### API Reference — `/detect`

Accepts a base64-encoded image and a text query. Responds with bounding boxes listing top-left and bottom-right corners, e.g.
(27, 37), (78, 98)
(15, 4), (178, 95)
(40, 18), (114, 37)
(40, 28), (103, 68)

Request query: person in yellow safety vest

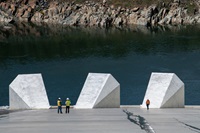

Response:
(65, 98), (71, 113)
(146, 99), (150, 110)
(57, 97), (62, 114)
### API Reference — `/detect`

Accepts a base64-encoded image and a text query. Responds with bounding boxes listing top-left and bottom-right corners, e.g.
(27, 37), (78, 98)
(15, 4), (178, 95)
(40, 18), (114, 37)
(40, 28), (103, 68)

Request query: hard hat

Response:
(58, 97), (61, 100)
(66, 98), (69, 100)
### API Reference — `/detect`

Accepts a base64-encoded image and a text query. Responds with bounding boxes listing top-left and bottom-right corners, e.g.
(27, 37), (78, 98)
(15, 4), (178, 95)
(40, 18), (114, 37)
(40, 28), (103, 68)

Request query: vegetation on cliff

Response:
(0, 0), (200, 26)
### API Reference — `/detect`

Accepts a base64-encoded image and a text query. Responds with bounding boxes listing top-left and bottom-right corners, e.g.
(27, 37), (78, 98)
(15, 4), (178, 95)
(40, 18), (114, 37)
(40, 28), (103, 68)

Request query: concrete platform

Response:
(0, 106), (200, 133)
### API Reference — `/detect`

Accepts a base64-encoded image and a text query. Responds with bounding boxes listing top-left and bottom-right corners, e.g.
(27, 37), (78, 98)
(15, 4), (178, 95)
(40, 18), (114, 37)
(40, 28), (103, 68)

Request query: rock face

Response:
(75, 73), (120, 109)
(9, 73), (50, 110)
(1, 0), (200, 27)
(141, 72), (184, 108)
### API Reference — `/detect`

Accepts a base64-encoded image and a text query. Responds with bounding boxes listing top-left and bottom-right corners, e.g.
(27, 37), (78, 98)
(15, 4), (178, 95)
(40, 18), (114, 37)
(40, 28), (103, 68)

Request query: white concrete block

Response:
(141, 72), (184, 108)
(75, 73), (120, 109)
(9, 74), (50, 109)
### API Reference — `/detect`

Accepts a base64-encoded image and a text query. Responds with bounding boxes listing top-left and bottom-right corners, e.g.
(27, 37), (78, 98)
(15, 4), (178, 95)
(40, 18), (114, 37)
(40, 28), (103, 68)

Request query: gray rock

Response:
(173, 0), (180, 4)
(89, 15), (98, 26)
(132, 7), (139, 12)
(128, 12), (138, 25)
(137, 17), (148, 26)
(16, 8), (25, 18)
(23, 10), (31, 18)
(114, 16), (123, 26)
(31, 11), (43, 22)
(103, 0), (106, 5)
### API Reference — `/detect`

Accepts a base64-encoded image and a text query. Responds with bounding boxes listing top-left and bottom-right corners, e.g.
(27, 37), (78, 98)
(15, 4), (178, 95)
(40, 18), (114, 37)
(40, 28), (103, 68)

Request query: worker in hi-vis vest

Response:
(65, 98), (71, 113)
(57, 97), (62, 114)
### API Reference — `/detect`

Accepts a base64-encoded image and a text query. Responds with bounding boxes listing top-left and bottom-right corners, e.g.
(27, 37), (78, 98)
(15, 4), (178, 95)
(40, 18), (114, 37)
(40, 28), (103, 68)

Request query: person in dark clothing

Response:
(65, 98), (71, 113)
(146, 99), (150, 110)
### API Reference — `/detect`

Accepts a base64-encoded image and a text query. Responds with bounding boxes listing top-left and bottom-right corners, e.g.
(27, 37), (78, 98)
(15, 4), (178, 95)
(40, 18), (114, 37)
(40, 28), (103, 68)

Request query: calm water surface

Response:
(0, 23), (200, 106)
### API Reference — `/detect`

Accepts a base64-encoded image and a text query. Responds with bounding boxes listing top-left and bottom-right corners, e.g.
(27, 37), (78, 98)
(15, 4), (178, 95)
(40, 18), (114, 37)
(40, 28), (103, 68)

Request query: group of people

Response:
(57, 97), (71, 114)
(57, 98), (150, 113)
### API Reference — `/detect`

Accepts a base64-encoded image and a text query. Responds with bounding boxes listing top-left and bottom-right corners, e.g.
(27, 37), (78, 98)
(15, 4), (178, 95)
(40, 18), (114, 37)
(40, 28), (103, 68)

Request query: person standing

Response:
(57, 97), (62, 114)
(146, 99), (150, 110)
(65, 98), (71, 113)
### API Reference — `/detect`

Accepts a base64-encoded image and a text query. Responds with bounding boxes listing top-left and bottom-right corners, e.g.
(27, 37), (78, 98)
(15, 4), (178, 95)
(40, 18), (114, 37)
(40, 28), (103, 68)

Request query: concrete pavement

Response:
(0, 106), (200, 133)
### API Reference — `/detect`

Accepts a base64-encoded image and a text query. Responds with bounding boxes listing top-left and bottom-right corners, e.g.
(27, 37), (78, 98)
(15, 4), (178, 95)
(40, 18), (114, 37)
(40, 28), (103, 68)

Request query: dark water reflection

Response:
(1, 23), (200, 106)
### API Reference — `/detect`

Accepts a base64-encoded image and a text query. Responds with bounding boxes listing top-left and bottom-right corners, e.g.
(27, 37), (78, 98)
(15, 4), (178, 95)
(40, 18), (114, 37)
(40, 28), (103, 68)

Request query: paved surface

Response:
(0, 106), (200, 133)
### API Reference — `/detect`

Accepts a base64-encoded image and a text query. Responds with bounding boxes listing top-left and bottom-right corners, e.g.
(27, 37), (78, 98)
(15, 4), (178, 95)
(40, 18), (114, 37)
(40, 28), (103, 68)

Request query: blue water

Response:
(0, 24), (200, 106)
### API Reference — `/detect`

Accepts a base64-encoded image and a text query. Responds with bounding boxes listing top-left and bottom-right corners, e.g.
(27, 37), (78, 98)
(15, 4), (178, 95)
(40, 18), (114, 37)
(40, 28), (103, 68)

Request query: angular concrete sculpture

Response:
(141, 72), (184, 108)
(9, 74), (50, 110)
(75, 73), (120, 109)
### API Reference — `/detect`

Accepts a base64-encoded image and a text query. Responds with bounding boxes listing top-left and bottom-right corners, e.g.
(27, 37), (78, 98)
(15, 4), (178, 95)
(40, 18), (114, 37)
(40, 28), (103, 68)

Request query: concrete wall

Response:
(9, 73), (50, 110)
(75, 73), (120, 109)
(141, 72), (184, 108)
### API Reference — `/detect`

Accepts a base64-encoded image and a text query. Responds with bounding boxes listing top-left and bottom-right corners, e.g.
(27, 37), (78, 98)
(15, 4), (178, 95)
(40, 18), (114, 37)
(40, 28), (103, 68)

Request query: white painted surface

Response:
(9, 74), (50, 109)
(141, 72), (184, 108)
(75, 73), (120, 109)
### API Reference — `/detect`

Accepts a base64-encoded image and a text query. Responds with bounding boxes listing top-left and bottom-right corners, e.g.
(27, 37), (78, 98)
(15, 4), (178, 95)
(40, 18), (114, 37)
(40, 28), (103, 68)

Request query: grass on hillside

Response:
(3, 0), (198, 13)
(53, 0), (197, 9)
(66, 0), (173, 8)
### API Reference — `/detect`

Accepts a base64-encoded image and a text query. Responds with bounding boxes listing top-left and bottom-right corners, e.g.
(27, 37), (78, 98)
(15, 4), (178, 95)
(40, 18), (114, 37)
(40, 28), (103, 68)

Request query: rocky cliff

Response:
(0, 0), (200, 27)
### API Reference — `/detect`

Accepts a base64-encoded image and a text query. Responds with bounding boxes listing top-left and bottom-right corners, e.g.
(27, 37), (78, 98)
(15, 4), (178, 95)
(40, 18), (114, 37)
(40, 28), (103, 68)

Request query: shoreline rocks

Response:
(0, 0), (200, 27)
